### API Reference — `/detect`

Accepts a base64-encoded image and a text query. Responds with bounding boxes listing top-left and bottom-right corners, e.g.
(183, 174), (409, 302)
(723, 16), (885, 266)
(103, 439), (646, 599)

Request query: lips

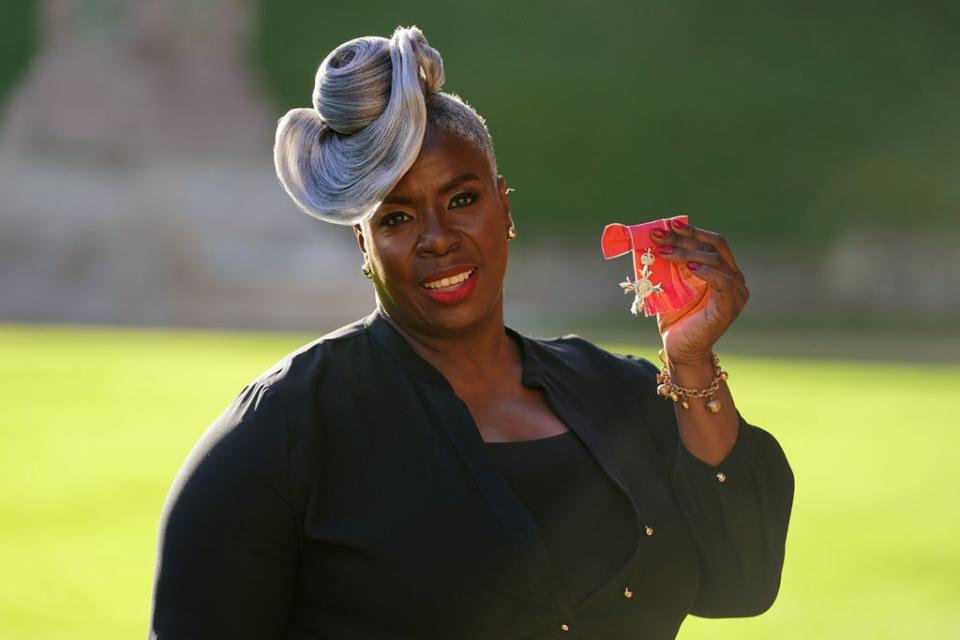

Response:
(419, 266), (478, 304)
(420, 264), (476, 287)
(422, 268), (475, 290)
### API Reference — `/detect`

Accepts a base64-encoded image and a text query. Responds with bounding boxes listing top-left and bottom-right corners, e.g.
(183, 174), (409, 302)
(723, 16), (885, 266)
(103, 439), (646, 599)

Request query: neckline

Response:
(363, 307), (547, 391)
(482, 429), (575, 446)
(362, 306), (645, 611)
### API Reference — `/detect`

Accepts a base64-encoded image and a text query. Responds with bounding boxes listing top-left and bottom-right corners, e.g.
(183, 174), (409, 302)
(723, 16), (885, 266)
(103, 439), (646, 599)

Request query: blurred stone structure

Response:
(0, 0), (368, 331)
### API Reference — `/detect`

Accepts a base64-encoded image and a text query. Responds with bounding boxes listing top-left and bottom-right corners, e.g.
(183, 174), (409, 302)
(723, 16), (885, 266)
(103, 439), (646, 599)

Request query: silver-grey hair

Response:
(273, 25), (497, 226)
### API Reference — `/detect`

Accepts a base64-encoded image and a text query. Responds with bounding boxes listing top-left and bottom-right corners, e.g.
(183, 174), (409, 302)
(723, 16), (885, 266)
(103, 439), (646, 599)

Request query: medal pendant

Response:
(618, 248), (664, 316)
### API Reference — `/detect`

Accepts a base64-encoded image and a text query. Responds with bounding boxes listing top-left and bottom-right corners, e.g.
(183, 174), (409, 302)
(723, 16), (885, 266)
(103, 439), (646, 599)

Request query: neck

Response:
(378, 302), (518, 393)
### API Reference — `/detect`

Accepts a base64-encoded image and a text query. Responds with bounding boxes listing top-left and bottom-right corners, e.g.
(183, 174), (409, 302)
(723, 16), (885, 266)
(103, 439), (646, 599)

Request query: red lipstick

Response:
(420, 267), (478, 305)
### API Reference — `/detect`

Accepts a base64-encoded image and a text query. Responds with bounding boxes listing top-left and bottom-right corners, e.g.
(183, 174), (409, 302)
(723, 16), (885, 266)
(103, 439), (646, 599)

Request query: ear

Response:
(353, 223), (368, 256)
(496, 175), (513, 227)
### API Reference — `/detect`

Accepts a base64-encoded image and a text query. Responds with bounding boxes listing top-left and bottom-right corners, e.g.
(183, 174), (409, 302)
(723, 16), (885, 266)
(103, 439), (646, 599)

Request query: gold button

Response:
(644, 525), (654, 536)
(624, 586), (633, 598)
(716, 472), (727, 483)
(560, 623), (571, 632)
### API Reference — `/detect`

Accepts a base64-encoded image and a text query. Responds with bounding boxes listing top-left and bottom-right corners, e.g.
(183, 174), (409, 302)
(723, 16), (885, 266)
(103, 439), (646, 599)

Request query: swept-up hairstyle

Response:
(273, 26), (497, 225)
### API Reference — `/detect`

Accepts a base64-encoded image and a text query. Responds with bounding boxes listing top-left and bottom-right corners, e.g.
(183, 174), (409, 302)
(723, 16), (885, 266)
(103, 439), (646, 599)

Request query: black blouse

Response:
(149, 308), (795, 640)
(484, 431), (638, 609)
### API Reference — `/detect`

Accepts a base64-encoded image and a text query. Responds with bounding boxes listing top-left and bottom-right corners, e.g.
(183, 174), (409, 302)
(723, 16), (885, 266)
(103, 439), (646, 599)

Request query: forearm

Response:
(662, 360), (795, 616)
(667, 355), (738, 466)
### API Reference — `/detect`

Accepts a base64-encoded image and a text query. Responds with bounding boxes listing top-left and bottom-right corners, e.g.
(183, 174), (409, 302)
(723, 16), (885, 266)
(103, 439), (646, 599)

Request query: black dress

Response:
(484, 430), (639, 609)
(149, 308), (795, 639)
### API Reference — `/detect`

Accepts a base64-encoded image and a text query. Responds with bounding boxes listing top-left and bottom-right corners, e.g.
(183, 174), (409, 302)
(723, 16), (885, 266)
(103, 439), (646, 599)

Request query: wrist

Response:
(667, 358), (715, 387)
(656, 350), (728, 414)
(659, 348), (713, 380)
(660, 345), (712, 363)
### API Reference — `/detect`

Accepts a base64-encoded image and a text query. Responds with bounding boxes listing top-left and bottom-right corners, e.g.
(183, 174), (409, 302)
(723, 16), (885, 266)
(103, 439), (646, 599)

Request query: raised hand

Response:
(649, 219), (750, 365)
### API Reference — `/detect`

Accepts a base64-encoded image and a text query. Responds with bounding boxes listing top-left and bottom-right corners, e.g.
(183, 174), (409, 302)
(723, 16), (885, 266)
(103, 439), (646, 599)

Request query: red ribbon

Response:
(600, 215), (696, 317)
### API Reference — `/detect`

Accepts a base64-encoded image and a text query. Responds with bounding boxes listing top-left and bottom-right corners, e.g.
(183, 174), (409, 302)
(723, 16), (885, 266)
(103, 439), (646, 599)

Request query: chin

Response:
(423, 309), (488, 336)
(388, 289), (503, 338)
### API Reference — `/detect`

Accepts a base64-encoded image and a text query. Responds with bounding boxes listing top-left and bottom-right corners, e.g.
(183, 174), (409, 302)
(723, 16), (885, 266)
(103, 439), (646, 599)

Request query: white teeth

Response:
(423, 269), (474, 290)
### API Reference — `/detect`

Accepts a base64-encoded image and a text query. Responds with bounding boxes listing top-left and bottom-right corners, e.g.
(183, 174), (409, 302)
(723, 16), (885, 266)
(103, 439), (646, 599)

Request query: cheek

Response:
(479, 228), (509, 274)
(474, 208), (508, 247)
(369, 235), (409, 273)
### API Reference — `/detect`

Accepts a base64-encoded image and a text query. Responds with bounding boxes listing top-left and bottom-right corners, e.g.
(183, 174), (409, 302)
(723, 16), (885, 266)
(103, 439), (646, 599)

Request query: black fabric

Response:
(149, 308), (795, 640)
(484, 430), (638, 609)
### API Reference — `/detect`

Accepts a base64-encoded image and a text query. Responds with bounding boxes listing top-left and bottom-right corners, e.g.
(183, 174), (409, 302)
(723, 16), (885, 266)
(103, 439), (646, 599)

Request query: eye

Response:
(449, 192), (478, 209)
(379, 211), (412, 227)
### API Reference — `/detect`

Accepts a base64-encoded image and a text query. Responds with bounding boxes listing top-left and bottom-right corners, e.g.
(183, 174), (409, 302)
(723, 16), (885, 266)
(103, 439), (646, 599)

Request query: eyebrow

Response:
(382, 173), (481, 206)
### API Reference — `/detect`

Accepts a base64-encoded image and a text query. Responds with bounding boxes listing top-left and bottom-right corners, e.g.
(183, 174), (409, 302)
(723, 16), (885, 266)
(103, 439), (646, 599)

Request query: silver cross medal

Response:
(619, 247), (663, 316)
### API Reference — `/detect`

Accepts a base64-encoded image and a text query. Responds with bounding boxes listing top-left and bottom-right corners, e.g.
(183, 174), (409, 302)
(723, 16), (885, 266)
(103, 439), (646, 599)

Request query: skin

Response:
(355, 125), (568, 443)
(649, 223), (750, 464)
(356, 124), (748, 463)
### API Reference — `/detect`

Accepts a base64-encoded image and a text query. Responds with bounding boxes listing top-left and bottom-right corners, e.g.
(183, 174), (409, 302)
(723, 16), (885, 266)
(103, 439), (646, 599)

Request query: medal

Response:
(601, 215), (698, 317)
(618, 248), (664, 316)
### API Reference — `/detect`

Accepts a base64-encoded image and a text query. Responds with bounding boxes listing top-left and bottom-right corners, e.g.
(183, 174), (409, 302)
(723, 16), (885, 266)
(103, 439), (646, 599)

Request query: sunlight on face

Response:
(356, 126), (512, 338)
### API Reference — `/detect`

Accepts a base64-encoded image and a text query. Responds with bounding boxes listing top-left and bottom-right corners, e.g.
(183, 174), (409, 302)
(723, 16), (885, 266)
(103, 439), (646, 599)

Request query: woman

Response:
(149, 26), (794, 640)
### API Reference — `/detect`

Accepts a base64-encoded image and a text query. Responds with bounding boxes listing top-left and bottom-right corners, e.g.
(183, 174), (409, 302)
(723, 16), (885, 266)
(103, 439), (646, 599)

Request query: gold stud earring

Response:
(361, 261), (372, 279)
(507, 225), (517, 241)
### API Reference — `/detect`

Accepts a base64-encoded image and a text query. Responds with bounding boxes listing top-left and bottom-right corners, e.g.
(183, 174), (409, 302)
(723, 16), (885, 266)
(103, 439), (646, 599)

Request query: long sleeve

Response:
(149, 383), (299, 639)
(670, 409), (794, 616)
(626, 354), (795, 617)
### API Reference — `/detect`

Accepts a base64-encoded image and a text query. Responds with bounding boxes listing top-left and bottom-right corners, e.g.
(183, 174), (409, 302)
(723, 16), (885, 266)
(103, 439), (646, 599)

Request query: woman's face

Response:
(355, 125), (512, 338)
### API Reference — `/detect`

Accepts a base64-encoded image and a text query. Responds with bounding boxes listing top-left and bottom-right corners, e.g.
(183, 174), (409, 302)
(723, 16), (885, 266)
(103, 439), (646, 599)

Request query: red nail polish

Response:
(657, 245), (673, 255)
(651, 229), (666, 239)
(671, 219), (686, 230)
(687, 261), (700, 270)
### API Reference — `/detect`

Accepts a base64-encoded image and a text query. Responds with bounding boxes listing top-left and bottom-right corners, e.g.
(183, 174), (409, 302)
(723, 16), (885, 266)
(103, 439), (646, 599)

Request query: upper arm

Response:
(149, 385), (299, 639)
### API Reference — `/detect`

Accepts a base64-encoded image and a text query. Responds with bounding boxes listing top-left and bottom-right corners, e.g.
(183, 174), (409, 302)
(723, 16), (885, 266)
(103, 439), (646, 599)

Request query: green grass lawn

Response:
(1, 323), (957, 639)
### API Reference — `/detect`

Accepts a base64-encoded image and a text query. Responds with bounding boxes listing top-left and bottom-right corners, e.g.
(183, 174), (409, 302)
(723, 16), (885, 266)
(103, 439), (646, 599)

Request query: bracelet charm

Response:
(656, 350), (728, 413)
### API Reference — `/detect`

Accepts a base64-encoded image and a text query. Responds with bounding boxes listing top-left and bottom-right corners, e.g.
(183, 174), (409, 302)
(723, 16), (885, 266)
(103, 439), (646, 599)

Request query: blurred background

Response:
(1, 1), (957, 638)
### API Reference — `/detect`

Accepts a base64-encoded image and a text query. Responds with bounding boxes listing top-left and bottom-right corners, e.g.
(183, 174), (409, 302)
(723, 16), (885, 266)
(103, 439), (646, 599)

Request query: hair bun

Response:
(313, 26), (443, 135)
(404, 27), (444, 94)
(313, 37), (391, 135)
(274, 26), (449, 225)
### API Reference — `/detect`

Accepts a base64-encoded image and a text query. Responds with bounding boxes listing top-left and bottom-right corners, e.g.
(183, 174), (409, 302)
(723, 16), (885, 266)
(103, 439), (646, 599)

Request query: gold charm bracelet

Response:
(655, 349), (728, 413)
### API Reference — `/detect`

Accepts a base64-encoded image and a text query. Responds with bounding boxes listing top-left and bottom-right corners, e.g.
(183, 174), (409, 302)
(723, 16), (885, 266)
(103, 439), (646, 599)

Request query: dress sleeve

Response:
(149, 384), (299, 639)
(623, 354), (795, 617)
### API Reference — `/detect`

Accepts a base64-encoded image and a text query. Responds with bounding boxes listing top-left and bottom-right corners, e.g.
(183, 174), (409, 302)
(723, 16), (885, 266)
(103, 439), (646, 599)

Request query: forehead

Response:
(389, 126), (491, 195)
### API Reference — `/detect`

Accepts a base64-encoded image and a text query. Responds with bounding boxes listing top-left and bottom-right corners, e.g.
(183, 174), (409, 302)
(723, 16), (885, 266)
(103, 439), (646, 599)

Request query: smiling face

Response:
(355, 125), (513, 339)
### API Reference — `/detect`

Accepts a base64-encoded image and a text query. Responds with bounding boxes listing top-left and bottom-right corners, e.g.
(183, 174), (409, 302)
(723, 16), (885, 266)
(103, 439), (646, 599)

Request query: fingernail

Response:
(657, 245), (673, 255)
(671, 219), (686, 230)
(651, 229), (666, 239)
(687, 261), (700, 270)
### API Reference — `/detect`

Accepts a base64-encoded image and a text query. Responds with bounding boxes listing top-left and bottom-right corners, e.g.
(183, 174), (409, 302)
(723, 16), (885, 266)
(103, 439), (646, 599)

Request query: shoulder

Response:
(512, 334), (660, 396)
(242, 314), (376, 404)
(251, 316), (371, 385)
(201, 315), (377, 446)
(180, 315), (379, 474)
(525, 332), (658, 375)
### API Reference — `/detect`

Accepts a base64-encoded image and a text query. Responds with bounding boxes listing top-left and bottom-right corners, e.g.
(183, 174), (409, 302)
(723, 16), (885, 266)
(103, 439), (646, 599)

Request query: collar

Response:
(362, 305), (640, 613)
(362, 306), (563, 610)
(363, 306), (547, 390)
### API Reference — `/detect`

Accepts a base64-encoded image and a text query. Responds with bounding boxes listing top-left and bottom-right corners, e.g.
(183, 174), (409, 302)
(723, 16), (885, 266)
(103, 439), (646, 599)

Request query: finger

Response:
(684, 262), (748, 319)
(651, 227), (735, 275)
(654, 245), (727, 271)
(656, 282), (709, 332)
(650, 228), (713, 253)
(668, 220), (743, 275)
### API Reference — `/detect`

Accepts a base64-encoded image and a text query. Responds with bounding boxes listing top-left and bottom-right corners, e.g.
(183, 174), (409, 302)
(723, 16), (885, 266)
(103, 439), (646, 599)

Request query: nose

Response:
(416, 208), (461, 256)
